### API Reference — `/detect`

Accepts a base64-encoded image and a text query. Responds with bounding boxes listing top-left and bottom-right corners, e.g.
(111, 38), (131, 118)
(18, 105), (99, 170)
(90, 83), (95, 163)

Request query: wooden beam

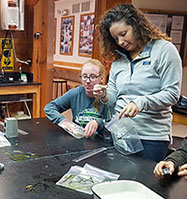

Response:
(25, 0), (40, 6)
(32, 0), (54, 117)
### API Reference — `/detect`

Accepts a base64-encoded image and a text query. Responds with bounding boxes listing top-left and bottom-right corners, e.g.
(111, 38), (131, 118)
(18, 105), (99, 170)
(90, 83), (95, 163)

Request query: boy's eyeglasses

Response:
(80, 74), (100, 82)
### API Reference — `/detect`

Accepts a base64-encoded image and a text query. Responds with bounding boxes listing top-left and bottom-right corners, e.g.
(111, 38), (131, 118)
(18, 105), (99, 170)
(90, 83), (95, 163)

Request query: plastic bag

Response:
(58, 121), (85, 139)
(106, 115), (144, 155)
(56, 163), (120, 195)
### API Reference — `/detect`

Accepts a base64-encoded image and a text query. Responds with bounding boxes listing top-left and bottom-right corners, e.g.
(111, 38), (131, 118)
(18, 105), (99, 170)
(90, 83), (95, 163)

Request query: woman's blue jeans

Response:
(136, 140), (170, 162)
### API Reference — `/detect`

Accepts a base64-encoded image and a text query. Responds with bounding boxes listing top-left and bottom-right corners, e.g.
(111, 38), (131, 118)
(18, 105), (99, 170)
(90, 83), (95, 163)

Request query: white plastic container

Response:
(4, 117), (18, 138)
(92, 180), (164, 199)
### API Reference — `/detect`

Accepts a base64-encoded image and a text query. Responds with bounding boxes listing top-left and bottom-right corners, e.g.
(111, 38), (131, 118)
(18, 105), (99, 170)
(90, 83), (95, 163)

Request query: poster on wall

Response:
(146, 13), (168, 33)
(60, 16), (74, 55)
(79, 13), (95, 57)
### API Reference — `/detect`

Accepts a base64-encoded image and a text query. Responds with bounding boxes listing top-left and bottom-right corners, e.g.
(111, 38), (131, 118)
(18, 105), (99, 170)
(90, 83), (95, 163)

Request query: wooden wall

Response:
(32, 0), (54, 117)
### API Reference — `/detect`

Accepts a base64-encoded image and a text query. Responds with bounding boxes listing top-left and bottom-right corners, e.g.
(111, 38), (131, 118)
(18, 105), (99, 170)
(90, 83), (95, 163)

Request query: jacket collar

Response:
(115, 40), (155, 61)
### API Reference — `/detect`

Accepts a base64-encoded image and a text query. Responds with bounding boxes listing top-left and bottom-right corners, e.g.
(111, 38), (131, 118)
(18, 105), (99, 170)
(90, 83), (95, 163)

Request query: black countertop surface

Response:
(0, 72), (41, 87)
(0, 118), (186, 199)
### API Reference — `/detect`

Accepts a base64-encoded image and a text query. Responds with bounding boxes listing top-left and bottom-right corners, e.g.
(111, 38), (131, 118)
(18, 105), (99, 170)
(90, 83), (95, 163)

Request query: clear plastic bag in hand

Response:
(58, 121), (85, 139)
(106, 115), (144, 155)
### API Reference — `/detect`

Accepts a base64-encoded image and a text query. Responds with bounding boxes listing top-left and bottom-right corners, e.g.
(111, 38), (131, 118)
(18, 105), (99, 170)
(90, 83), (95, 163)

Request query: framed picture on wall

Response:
(79, 13), (95, 57)
(60, 16), (75, 55)
(141, 8), (187, 65)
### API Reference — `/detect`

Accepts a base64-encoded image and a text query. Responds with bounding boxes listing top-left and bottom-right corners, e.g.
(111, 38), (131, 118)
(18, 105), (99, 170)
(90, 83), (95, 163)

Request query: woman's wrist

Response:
(100, 91), (108, 103)
(101, 90), (107, 99)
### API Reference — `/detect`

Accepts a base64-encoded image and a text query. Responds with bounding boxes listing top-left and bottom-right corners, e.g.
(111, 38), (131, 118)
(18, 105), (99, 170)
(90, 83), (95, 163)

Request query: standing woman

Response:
(94, 4), (182, 162)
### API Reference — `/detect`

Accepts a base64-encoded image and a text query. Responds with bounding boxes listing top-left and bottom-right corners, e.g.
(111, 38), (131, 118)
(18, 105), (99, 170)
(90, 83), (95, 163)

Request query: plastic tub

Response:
(92, 180), (164, 199)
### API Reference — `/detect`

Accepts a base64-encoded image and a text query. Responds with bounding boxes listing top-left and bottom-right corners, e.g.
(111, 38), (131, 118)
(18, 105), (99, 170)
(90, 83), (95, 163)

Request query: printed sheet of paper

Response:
(7, 7), (19, 26)
(146, 13), (167, 33)
(0, 132), (11, 147)
(171, 16), (184, 30)
(171, 30), (182, 44)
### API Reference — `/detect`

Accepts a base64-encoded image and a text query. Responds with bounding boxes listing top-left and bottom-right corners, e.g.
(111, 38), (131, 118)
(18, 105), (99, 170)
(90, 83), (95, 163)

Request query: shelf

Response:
(0, 98), (33, 104)
(11, 113), (31, 120)
(0, 99), (32, 120)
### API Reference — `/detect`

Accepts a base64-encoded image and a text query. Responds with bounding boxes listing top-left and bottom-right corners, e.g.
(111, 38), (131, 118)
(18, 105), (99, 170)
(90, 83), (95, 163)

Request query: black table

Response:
(0, 118), (186, 199)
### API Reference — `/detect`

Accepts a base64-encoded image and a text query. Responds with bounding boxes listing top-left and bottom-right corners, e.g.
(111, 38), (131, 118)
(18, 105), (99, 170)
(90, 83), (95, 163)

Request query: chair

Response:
(53, 79), (68, 99)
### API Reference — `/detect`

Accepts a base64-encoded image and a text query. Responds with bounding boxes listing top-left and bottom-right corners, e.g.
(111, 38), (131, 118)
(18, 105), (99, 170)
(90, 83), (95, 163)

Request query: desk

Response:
(0, 82), (41, 118)
(0, 118), (186, 199)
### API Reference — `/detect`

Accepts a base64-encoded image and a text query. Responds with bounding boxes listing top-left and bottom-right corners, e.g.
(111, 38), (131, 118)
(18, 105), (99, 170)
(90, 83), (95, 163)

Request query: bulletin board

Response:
(60, 16), (75, 56)
(141, 9), (187, 66)
(78, 13), (95, 57)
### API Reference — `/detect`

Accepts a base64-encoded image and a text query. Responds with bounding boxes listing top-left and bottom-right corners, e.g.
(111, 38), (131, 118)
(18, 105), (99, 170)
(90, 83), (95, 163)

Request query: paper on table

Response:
(0, 132), (11, 147)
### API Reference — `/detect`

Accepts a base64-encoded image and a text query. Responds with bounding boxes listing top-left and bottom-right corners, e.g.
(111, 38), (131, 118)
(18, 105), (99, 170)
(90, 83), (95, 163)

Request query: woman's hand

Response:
(84, 120), (98, 138)
(93, 84), (107, 100)
(153, 161), (175, 179)
(178, 164), (187, 180)
(119, 102), (139, 119)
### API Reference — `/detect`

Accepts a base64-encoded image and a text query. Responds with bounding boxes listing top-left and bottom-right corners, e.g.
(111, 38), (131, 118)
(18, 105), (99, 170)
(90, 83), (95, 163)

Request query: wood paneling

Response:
(25, 0), (39, 6)
(53, 61), (82, 70)
(32, 0), (54, 117)
(52, 66), (81, 83)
